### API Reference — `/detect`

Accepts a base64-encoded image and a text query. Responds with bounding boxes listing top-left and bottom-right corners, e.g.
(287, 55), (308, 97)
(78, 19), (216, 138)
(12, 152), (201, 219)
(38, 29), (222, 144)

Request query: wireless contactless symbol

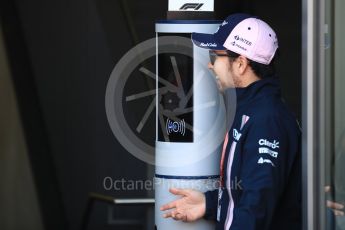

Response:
(166, 118), (186, 136)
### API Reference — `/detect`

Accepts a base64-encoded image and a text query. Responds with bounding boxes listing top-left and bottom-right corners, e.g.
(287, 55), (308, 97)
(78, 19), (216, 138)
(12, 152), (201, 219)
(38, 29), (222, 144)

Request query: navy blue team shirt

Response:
(203, 77), (302, 230)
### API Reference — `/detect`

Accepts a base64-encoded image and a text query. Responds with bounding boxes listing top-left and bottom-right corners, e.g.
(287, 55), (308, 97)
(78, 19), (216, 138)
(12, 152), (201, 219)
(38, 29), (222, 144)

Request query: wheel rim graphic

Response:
(105, 36), (236, 166)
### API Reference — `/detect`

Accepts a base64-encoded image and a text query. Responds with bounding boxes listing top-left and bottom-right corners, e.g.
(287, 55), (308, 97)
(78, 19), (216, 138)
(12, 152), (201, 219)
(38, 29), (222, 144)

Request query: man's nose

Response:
(208, 62), (213, 69)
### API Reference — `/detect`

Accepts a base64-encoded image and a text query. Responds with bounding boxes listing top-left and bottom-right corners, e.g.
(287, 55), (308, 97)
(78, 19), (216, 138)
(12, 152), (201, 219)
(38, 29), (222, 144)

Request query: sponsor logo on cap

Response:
(231, 42), (247, 51)
(200, 42), (217, 47)
(234, 35), (252, 46)
(215, 20), (228, 33)
(221, 21), (228, 26)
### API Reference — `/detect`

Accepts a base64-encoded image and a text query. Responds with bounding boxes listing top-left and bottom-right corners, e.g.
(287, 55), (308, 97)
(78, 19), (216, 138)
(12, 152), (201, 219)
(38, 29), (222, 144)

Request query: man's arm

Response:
(203, 189), (219, 220)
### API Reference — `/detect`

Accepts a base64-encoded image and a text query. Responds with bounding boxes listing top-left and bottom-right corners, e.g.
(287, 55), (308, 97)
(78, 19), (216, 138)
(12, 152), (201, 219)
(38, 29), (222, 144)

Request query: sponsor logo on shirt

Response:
(258, 139), (280, 149)
(258, 147), (278, 158)
(258, 157), (275, 167)
(233, 129), (242, 141)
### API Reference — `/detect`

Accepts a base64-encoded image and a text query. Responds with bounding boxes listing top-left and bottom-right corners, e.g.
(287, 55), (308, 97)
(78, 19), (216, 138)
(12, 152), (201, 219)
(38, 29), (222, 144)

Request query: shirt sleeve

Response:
(203, 189), (218, 220)
(229, 116), (298, 230)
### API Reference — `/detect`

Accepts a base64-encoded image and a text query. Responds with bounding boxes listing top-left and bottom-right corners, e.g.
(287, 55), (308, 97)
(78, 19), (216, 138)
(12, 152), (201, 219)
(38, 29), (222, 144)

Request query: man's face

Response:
(208, 50), (236, 92)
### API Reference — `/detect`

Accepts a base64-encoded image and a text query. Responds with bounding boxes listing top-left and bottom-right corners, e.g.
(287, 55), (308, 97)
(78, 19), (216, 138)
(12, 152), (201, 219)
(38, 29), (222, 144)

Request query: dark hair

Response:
(226, 50), (280, 79)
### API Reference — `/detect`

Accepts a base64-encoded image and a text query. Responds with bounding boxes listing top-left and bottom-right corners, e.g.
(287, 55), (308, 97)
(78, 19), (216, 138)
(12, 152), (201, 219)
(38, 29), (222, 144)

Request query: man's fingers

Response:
(160, 188), (191, 215)
(160, 188), (189, 211)
(169, 187), (190, 196)
(180, 213), (188, 222)
(160, 201), (177, 211)
(327, 200), (344, 210)
(173, 213), (186, 221)
(325, 186), (331, 193)
(163, 210), (186, 221)
(333, 210), (345, 216)
(162, 210), (178, 219)
(163, 211), (173, 218)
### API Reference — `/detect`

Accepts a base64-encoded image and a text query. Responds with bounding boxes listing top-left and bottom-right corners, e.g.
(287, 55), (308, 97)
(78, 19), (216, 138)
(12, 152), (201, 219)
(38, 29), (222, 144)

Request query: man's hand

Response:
(325, 186), (345, 216)
(160, 188), (206, 222)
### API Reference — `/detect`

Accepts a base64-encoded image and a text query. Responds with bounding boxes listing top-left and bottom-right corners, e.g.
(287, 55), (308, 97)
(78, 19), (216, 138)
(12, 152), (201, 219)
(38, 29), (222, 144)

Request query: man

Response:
(160, 13), (302, 230)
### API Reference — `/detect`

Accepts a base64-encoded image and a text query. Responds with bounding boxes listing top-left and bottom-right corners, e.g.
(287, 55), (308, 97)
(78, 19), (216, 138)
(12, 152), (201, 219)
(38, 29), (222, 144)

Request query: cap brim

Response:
(191, 33), (226, 50)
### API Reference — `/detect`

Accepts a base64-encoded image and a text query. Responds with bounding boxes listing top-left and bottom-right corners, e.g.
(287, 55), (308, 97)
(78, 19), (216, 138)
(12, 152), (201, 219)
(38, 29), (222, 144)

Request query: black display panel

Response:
(157, 33), (193, 142)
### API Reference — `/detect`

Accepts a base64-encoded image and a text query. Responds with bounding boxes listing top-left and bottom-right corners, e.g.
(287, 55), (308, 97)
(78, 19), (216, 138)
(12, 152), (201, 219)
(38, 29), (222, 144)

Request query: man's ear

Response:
(236, 56), (249, 75)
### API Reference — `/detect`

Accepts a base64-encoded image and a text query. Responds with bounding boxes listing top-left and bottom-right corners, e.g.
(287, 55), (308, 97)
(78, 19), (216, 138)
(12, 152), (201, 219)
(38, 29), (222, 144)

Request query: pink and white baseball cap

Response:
(192, 13), (279, 65)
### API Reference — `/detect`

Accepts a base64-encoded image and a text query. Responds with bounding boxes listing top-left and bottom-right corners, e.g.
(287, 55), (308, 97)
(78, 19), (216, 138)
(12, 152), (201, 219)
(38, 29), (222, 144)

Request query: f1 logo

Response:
(179, 3), (204, 10)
